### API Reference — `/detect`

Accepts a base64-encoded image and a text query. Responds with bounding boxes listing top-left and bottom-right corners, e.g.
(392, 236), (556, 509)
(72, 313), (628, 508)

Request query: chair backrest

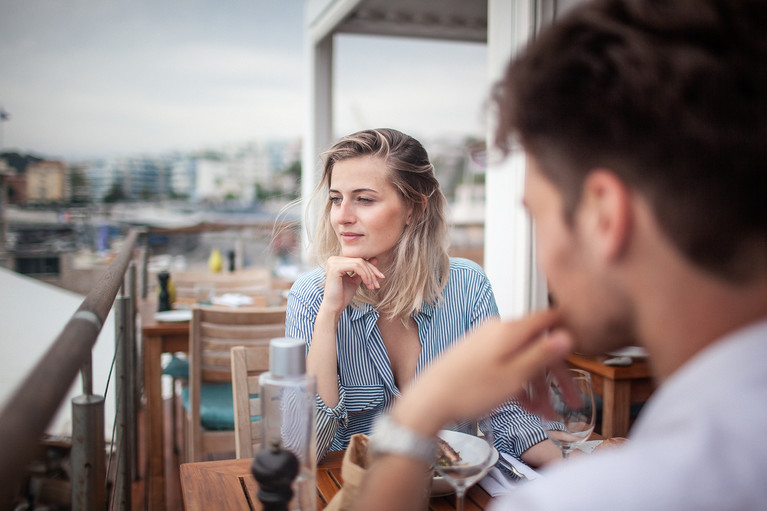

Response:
(172, 267), (272, 300)
(230, 345), (271, 458)
(187, 305), (286, 461)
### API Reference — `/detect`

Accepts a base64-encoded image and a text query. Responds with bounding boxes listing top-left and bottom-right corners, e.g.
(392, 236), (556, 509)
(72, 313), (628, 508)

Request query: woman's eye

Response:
(356, 197), (373, 203)
(329, 196), (341, 205)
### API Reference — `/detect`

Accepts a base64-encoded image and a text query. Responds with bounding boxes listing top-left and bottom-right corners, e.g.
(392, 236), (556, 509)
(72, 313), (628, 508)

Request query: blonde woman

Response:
(285, 128), (560, 466)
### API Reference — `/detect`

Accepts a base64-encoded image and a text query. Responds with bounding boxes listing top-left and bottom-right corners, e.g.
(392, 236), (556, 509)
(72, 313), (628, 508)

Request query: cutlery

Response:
(496, 456), (527, 481)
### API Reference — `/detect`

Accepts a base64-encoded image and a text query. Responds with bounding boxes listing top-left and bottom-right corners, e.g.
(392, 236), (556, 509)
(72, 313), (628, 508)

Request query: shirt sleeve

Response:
(313, 379), (349, 462)
(470, 271), (500, 327)
(458, 266), (545, 460)
(490, 400), (549, 461)
(286, 277), (349, 462)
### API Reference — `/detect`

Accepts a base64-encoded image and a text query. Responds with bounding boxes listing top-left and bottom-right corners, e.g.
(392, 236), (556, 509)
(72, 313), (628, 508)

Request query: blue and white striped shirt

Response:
(286, 258), (548, 462)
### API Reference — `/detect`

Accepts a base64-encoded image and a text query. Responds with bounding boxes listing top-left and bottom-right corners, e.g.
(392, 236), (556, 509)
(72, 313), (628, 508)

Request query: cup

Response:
(194, 283), (215, 305)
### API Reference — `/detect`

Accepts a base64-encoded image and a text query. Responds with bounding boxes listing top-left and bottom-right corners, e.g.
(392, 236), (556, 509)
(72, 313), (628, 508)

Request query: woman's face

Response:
(329, 155), (412, 268)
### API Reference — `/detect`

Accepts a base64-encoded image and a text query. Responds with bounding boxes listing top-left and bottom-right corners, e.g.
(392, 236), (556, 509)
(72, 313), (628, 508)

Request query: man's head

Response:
(494, 0), (766, 283)
(495, 0), (766, 354)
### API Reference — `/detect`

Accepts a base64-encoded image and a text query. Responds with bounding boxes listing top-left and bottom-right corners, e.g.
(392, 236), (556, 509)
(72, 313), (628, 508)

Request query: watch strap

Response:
(369, 414), (438, 465)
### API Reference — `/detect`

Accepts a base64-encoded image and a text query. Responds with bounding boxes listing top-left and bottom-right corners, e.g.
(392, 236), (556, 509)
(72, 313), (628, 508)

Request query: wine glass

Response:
(543, 368), (596, 459)
(435, 417), (499, 511)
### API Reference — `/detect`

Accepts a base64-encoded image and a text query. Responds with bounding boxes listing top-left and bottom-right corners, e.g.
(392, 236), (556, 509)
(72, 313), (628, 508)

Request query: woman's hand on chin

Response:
(323, 256), (385, 311)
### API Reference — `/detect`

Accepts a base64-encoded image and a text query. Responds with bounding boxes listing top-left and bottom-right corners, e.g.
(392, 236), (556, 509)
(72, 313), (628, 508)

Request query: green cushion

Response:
(181, 382), (234, 431)
(162, 356), (189, 378)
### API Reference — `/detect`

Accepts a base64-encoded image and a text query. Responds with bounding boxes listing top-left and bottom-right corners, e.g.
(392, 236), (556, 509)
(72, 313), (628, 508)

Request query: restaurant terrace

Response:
(0, 1), (639, 510)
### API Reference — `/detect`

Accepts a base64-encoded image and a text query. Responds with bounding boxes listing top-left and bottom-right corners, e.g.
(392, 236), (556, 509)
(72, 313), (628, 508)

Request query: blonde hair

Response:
(307, 128), (450, 321)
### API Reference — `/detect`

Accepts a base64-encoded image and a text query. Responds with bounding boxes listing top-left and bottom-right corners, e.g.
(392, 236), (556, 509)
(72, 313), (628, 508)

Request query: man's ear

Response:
(578, 170), (632, 262)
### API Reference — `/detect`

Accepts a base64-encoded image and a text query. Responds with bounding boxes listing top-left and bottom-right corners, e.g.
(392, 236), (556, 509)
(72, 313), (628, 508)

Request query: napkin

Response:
(479, 453), (539, 496)
(211, 293), (254, 307)
(478, 440), (604, 497)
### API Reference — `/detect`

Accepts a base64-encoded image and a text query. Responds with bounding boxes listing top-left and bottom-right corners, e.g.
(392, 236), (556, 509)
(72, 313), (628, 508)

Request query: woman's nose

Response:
(334, 201), (355, 224)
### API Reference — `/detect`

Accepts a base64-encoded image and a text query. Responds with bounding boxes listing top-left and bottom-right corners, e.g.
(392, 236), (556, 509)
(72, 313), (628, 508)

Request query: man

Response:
(356, 0), (767, 509)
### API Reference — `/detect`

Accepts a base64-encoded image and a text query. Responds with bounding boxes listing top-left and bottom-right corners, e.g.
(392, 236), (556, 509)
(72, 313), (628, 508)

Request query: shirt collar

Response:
(346, 301), (435, 322)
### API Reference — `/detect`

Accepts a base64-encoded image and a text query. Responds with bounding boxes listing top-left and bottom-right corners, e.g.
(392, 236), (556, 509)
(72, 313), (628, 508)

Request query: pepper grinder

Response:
(251, 440), (299, 511)
(259, 338), (317, 511)
(157, 271), (171, 312)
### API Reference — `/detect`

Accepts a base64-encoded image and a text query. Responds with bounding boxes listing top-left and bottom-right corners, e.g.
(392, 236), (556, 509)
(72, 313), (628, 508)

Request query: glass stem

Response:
(456, 488), (466, 511)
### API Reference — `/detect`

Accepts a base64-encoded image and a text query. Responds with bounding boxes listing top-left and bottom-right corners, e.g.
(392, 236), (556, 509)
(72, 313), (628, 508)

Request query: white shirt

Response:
(491, 318), (767, 511)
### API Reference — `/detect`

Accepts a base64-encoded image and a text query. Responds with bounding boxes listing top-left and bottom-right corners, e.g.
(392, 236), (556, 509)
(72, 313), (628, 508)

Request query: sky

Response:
(0, 0), (489, 161)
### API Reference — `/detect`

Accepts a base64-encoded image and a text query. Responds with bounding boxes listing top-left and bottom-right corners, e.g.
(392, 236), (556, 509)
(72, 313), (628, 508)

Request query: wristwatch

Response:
(369, 414), (438, 464)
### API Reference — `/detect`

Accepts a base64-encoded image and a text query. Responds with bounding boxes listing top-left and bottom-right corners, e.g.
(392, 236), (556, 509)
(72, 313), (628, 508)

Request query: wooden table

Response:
(180, 450), (492, 511)
(139, 300), (191, 511)
(567, 353), (656, 437)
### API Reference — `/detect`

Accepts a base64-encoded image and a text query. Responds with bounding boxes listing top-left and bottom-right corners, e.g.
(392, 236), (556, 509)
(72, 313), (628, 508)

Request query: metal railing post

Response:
(112, 295), (130, 510)
(125, 262), (139, 483)
(141, 233), (149, 299)
(71, 351), (106, 511)
(0, 229), (142, 508)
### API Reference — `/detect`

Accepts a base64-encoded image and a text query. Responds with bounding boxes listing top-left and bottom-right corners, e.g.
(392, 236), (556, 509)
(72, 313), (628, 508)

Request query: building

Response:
(25, 160), (69, 204)
(304, 0), (581, 318)
(85, 156), (170, 202)
(193, 144), (271, 203)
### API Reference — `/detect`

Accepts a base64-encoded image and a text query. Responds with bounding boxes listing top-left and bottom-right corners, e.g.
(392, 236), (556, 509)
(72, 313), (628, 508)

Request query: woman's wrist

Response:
(317, 300), (344, 323)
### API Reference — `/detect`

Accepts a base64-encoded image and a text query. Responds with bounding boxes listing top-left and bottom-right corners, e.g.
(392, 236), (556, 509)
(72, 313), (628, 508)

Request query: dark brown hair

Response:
(493, 0), (766, 282)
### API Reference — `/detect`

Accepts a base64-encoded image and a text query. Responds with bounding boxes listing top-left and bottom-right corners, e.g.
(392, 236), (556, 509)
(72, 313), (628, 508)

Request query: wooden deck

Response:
(133, 397), (183, 511)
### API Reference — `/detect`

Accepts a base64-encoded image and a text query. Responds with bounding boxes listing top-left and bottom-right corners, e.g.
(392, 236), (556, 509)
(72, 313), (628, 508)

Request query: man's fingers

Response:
(507, 328), (572, 384)
(496, 309), (563, 359)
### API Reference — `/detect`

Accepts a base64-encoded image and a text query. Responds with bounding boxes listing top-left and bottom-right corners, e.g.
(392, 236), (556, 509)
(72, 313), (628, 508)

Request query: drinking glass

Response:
(435, 417), (498, 511)
(544, 368), (596, 459)
(194, 283), (215, 305)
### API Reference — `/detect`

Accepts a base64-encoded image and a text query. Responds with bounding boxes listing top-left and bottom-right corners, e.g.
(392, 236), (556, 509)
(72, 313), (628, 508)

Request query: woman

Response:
(285, 128), (560, 466)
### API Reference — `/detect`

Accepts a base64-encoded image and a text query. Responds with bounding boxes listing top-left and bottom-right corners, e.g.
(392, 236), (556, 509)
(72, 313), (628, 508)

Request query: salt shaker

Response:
(259, 338), (317, 510)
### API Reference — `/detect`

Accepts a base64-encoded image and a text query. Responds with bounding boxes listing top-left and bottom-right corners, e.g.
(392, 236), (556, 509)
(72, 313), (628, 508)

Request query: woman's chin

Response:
(341, 250), (368, 259)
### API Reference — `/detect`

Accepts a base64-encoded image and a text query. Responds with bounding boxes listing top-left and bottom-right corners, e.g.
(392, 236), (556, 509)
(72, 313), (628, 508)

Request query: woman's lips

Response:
(340, 233), (362, 243)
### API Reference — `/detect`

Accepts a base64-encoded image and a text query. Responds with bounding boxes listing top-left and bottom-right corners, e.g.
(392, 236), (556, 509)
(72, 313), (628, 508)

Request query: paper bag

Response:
(324, 434), (372, 511)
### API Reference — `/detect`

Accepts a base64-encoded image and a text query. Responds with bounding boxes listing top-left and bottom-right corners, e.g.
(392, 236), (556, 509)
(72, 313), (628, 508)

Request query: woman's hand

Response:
(321, 256), (385, 313)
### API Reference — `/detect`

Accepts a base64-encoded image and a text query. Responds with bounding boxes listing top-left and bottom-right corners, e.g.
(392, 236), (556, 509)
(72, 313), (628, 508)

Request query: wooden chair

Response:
(185, 305), (286, 462)
(172, 267), (272, 302)
(230, 345), (271, 458)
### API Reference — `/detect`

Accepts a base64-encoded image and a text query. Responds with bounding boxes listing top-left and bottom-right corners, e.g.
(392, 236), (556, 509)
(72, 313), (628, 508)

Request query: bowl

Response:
(431, 430), (499, 496)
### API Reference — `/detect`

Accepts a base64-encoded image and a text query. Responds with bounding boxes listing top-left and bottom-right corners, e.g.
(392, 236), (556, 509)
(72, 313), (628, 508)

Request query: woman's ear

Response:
(577, 170), (632, 262)
(406, 194), (428, 226)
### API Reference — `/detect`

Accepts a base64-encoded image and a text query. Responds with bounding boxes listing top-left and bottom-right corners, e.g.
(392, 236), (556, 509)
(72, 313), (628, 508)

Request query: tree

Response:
(0, 151), (43, 173)
(69, 168), (89, 204)
(103, 182), (127, 203)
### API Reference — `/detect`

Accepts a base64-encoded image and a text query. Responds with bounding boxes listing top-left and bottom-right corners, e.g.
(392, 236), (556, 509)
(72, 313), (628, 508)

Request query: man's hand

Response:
(392, 309), (575, 436)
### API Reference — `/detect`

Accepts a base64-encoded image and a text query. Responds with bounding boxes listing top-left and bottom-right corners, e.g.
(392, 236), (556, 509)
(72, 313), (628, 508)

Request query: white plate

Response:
(154, 310), (193, 322)
(432, 430), (500, 496)
(606, 346), (648, 359)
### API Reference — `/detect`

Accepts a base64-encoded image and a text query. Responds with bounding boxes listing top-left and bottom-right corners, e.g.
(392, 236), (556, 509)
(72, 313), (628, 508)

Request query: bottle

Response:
(259, 338), (317, 511)
(208, 248), (222, 273)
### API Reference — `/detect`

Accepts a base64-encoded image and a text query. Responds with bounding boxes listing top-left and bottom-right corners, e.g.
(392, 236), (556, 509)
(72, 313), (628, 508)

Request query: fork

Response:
(496, 456), (528, 481)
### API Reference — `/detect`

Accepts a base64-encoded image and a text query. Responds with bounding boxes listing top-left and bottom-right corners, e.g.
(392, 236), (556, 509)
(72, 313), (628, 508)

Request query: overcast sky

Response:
(0, 0), (489, 160)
